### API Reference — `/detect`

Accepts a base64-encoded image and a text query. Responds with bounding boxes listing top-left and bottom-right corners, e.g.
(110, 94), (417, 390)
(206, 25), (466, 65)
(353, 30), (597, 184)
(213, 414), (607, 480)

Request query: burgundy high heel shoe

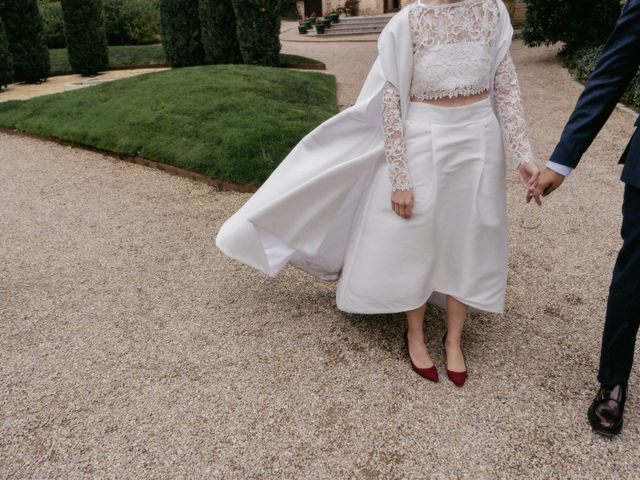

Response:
(405, 331), (439, 382)
(442, 332), (468, 388)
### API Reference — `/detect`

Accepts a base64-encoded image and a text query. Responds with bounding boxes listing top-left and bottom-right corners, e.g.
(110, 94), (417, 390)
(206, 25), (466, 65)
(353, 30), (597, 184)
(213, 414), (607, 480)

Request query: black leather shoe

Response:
(587, 384), (627, 437)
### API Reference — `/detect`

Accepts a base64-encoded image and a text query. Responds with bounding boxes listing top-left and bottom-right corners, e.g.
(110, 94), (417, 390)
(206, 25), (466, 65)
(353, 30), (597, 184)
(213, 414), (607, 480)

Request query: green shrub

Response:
(159, 0), (204, 67)
(0, 15), (13, 87)
(279, 0), (298, 18)
(199, 0), (242, 64)
(104, 0), (161, 45)
(38, 0), (66, 48)
(523, 0), (623, 53)
(0, 0), (50, 82)
(563, 45), (640, 110)
(232, 0), (281, 67)
(61, 0), (109, 75)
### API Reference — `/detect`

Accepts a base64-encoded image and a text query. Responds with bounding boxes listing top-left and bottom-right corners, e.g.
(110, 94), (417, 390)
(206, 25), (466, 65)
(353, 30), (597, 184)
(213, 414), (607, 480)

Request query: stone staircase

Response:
(308, 14), (393, 37)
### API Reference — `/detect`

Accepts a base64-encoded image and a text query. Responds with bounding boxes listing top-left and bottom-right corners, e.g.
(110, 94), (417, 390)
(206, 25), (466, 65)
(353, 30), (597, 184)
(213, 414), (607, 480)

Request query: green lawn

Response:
(0, 65), (338, 186)
(49, 44), (324, 75)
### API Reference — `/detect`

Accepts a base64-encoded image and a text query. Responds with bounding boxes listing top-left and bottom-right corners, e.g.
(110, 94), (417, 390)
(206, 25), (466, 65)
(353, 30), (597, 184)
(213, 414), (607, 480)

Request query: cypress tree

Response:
(199, 0), (242, 64)
(232, 0), (281, 67)
(159, 0), (204, 68)
(0, 0), (50, 83)
(60, 0), (110, 76)
(0, 15), (13, 88)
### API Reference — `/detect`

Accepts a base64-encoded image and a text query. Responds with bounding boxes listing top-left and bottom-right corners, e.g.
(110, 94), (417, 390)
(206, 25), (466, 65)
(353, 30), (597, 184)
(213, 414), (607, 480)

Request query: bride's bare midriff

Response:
(410, 90), (489, 107)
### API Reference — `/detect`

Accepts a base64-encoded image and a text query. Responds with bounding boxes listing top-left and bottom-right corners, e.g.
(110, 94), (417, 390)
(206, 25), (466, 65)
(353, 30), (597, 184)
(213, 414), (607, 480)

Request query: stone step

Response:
(319, 26), (386, 36)
(329, 21), (388, 29)
(304, 14), (391, 36)
(307, 27), (383, 37)
(338, 16), (393, 24)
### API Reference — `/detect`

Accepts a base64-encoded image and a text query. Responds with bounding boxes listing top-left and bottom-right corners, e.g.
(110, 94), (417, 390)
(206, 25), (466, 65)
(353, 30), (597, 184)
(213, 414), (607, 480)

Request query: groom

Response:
(531, 0), (640, 436)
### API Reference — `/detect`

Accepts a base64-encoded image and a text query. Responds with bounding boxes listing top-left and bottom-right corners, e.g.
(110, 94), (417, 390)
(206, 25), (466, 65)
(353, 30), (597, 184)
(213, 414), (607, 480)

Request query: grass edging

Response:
(47, 60), (327, 78)
(0, 127), (259, 193)
(48, 45), (326, 77)
(48, 63), (169, 77)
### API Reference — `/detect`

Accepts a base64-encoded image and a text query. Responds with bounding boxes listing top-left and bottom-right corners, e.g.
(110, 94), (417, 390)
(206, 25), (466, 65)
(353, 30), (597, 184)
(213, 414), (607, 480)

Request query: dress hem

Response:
(336, 289), (505, 315)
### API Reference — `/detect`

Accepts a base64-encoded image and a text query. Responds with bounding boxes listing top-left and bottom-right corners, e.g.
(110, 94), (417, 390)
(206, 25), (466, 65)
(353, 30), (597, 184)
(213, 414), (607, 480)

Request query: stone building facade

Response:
(301, 0), (527, 27)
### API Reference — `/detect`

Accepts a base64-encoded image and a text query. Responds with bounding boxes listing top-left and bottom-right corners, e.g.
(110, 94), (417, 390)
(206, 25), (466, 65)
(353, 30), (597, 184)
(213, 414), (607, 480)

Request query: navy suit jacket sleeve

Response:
(549, 0), (640, 169)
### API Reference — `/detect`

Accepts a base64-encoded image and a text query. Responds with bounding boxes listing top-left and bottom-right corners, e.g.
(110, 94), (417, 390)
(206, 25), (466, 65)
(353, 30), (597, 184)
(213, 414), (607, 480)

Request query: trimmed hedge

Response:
(232, 0), (281, 67)
(104, 0), (161, 45)
(0, 15), (13, 87)
(280, 0), (298, 18)
(61, 0), (109, 75)
(523, 0), (622, 53)
(40, 0), (161, 48)
(562, 45), (640, 110)
(159, 0), (204, 67)
(38, 0), (66, 49)
(0, 0), (50, 82)
(199, 0), (242, 64)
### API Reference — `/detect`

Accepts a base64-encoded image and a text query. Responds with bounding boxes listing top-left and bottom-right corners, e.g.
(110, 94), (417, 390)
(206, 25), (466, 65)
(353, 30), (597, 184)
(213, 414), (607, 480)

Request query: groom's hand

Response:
(528, 168), (565, 204)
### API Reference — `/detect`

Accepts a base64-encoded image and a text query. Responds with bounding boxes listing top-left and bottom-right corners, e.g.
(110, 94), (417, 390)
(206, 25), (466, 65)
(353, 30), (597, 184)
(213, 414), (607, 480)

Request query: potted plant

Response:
(314, 21), (325, 34)
(298, 19), (307, 34)
(343, 0), (359, 16)
(303, 17), (311, 29)
(309, 10), (317, 24)
(323, 17), (332, 28)
(330, 12), (339, 23)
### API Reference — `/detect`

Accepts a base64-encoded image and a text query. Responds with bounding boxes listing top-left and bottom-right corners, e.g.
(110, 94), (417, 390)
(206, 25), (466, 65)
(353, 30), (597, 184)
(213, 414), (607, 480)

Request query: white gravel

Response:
(1, 36), (640, 478)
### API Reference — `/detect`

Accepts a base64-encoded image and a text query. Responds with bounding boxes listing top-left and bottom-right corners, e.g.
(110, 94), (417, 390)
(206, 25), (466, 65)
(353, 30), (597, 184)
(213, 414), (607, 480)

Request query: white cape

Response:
(216, 2), (514, 282)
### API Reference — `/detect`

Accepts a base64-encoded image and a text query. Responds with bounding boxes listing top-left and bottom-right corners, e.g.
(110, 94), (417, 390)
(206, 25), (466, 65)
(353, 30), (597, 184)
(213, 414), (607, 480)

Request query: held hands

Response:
(391, 189), (414, 219)
(527, 167), (566, 205)
(519, 161), (542, 206)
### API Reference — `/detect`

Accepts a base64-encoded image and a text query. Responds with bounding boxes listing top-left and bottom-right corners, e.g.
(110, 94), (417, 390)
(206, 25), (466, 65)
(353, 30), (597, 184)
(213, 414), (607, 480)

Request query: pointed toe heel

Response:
(405, 332), (439, 382)
(446, 369), (468, 388)
(442, 331), (468, 388)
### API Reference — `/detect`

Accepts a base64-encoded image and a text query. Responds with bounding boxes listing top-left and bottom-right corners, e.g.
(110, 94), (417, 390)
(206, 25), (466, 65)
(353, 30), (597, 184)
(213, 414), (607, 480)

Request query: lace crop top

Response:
(382, 0), (535, 191)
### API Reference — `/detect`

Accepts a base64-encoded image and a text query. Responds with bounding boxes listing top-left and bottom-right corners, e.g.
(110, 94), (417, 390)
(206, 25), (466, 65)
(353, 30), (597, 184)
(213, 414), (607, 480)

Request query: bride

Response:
(216, 0), (540, 387)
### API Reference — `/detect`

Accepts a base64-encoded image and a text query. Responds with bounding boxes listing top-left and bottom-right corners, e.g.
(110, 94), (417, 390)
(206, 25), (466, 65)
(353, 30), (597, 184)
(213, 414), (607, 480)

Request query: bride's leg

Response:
(444, 295), (468, 372)
(406, 303), (435, 369)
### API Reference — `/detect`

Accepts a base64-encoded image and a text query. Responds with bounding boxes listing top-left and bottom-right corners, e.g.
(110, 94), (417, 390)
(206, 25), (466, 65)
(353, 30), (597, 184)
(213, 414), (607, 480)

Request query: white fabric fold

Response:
(215, 1), (514, 286)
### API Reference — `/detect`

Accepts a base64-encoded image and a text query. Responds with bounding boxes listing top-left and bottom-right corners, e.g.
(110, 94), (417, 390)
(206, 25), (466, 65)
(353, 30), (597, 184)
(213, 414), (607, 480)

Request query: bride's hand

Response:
(391, 189), (414, 219)
(519, 161), (542, 206)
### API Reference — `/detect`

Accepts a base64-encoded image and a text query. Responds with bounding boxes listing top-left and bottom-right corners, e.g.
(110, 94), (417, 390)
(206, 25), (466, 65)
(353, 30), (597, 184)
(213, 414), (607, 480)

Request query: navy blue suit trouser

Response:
(598, 183), (640, 385)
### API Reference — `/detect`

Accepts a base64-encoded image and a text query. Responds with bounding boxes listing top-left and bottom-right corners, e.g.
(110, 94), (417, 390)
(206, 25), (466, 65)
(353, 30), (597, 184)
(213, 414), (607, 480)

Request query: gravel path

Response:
(1, 36), (640, 478)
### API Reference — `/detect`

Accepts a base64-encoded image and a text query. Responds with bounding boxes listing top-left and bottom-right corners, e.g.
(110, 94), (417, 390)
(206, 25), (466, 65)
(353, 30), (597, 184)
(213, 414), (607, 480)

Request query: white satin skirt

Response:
(336, 97), (508, 314)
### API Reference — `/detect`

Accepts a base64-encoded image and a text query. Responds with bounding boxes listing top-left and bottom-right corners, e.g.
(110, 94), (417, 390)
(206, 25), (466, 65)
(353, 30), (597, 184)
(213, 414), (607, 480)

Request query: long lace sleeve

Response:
(382, 81), (412, 191)
(494, 52), (535, 168)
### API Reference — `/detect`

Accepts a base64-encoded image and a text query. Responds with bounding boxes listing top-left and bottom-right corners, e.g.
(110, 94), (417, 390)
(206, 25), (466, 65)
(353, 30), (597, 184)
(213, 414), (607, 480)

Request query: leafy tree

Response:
(523, 0), (623, 53)
(159, 0), (204, 67)
(199, 0), (242, 64)
(103, 0), (161, 45)
(38, 0), (66, 49)
(232, 0), (281, 67)
(0, 15), (13, 88)
(0, 0), (50, 82)
(61, 0), (110, 75)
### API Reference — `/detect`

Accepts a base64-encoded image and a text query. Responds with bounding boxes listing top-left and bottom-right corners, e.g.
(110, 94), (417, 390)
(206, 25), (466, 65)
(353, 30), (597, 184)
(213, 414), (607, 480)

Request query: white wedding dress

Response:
(216, 0), (534, 314)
